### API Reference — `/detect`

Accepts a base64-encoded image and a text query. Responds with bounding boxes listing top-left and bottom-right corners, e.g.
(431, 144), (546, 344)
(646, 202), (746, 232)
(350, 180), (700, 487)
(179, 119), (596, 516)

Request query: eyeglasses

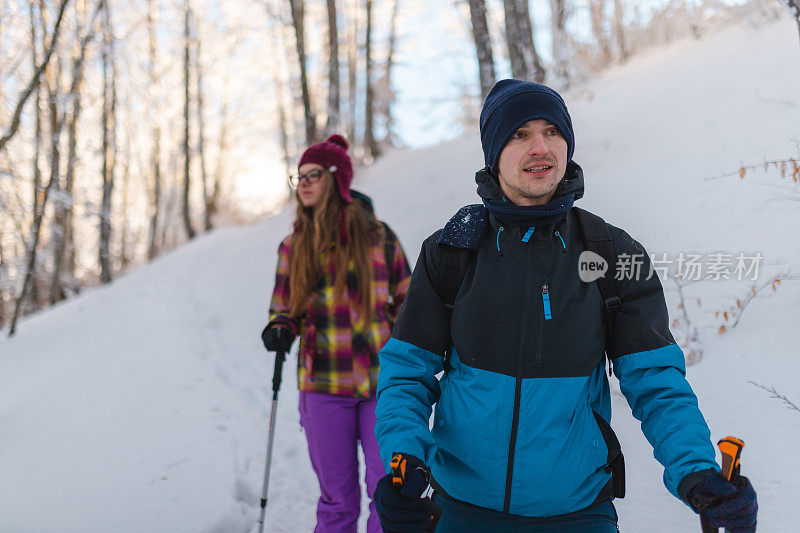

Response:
(289, 167), (334, 188)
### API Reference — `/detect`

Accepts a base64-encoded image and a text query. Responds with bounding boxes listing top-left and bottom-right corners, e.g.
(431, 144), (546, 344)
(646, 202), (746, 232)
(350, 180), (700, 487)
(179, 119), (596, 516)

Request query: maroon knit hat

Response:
(297, 134), (353, 204)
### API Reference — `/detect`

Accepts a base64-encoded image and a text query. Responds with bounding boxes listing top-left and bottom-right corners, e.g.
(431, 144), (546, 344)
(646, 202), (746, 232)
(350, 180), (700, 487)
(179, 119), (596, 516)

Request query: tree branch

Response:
(0, 0), (71, 152)
(749, 381), (800, 413)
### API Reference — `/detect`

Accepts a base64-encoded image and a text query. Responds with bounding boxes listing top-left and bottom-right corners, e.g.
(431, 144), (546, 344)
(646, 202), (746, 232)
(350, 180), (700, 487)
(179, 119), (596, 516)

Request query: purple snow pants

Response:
(299, 391), (385, 533)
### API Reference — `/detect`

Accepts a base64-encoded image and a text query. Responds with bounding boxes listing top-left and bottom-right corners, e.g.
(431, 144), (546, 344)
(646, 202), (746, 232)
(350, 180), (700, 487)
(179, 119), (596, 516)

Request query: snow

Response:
(3, 11), (800, 533)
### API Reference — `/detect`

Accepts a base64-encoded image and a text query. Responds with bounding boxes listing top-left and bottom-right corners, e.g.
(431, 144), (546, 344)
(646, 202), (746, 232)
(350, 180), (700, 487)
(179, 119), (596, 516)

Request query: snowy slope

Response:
(2, 11), (800, 533)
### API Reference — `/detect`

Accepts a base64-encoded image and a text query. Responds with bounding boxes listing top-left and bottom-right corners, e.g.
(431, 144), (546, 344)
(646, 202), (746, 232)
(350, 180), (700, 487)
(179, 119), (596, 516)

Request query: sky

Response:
(238, 0), (756, 214)
(390, 0), (753, 149)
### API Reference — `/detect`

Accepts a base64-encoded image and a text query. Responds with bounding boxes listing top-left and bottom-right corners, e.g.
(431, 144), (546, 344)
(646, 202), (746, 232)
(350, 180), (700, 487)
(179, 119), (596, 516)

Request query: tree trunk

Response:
(503, 0), (545, 82)
(147, 0), (162, 258)
(467, 0), (496, 100)
(210, 95), (228, 221)
(379, 0), (399, 147)
(182, 0), (195, 240)
(325, 0), (340, 135)
(364, 0), (378, 158)
(549, 0), (569, 84)
(612, 0), (628, 61)
(99, 0), (116, 284)
(43, 0), (66, 306)
(51, 0), (100, 303)
(346, 0), (358, 144)
(589, 0), (612, 68)
(45, 70), (64, 304)
(193, 9), (211, 231)
(289, 0), (316, 145)
(9, 0), (71, 335)
(782, 0), (800, 45)
(30, 2), (43, 271)
(270, 32), (292, 193)
(119, 127), (131, 269)
(0, 232), (4, 328)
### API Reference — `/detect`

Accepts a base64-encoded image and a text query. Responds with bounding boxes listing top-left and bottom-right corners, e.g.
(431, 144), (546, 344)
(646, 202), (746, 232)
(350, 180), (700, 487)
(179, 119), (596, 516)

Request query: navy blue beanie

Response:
(479, 79), (574, 173)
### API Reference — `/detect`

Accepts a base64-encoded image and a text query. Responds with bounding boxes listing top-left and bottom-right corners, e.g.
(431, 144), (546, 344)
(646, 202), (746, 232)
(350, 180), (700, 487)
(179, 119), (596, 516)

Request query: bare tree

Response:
(378, 0), (400, 147)
(549, 0), (570, 84)
(0, 226), (4, 327)
(0, 0), (70, 152)
(29, 2), (44, 309)
(779, 0), (800, 44)
(289, 0), (316, 145)
(9, 0), (73, 335)
(99, 0), (117, 283)
(363, 0), (378, 158)
(182, 0), (195, 240)
(210, 94), (228, 220)
(346, 0), (358, 145)
(612, 0), (629, 61)
(466, 0), (496, 100)
(119, 119), (132, 269)
(268, 22), (293, 190)
(2, 0), (274, 329)
(325, 0), (341, 135)
(43, 2), (67, 304)
(52, 0), (102, 303)
(503, 0), (545, 82)
(589, 0), (612, 68)
(147, 0), (162, 258)
(193, 8), (211, 231)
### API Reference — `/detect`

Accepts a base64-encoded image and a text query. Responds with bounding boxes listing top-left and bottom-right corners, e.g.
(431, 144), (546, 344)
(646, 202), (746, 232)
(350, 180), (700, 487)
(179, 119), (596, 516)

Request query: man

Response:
(371, 79), (757, 532)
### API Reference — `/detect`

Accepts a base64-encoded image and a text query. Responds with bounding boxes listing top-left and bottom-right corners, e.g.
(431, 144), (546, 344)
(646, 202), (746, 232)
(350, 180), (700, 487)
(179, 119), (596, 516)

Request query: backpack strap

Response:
(576, 207), (626, 498)
(434, 205), (487, 371)
(380, 221), (397, 279)
(436, 204), (487, 314)
(439, 246), (471, 316)
(572, 207), (620, 349)
(437, 245), (473, 372)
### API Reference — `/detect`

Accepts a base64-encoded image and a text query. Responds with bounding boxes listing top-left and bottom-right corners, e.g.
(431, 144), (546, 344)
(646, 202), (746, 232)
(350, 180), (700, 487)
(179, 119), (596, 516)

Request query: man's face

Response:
(496, 119), (569, 206)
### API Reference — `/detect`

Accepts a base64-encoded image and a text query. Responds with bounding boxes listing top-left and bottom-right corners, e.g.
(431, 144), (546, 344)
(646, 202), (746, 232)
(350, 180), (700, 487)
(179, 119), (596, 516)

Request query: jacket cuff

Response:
(678, 468), (718, 508)
(267, 316), (298, 337)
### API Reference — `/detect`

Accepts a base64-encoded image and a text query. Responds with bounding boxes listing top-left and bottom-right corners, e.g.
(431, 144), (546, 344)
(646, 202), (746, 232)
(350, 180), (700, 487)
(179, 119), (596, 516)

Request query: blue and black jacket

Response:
(375, 163), (718, 517)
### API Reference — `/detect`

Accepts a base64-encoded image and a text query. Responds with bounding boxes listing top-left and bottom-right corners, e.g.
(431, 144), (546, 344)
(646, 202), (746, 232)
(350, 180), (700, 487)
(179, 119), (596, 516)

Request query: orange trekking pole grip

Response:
(701, 436), (745, 533)
(717, 437), (744, 483)
(390, 453), (407, 489)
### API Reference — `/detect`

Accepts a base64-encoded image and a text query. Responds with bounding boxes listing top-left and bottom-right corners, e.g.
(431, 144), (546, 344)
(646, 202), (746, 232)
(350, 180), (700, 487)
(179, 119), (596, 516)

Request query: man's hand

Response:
(685, 471), (757, 532)
(374, 453), (439, 533)
(260, 324), (295, 353)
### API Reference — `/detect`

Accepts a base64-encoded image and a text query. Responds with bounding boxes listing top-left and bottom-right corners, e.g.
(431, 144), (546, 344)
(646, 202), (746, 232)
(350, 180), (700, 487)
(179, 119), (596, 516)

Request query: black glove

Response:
(260, 324), (295, 353)
(374, 453), (439, 533)
(682, 469), (757, 532)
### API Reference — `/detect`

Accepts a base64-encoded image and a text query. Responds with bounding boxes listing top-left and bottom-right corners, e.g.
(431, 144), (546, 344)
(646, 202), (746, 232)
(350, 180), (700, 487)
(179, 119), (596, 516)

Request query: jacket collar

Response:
(475, 161), (585, 227)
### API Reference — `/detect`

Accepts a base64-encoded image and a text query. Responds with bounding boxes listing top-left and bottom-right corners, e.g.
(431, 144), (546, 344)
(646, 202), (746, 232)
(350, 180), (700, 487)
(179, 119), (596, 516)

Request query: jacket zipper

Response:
(504, 231), (535, 512)
(542, 284), (552, 320)
(529, 284), (550, 366)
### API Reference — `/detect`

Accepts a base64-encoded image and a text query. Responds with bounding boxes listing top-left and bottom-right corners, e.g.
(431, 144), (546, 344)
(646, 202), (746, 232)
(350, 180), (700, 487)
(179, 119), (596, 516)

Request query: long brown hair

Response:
(288, 174), (379, 322)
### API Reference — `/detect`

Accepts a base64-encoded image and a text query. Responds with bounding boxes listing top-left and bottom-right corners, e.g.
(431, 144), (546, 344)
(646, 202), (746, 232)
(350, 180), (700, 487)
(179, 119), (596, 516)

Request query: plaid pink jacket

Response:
(268, 225), (411, 398)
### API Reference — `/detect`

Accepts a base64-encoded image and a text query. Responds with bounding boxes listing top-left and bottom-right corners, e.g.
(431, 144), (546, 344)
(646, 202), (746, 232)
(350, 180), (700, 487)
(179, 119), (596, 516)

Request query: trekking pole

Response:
(701, 436), (747, 533)
(257, 350), (287, 533)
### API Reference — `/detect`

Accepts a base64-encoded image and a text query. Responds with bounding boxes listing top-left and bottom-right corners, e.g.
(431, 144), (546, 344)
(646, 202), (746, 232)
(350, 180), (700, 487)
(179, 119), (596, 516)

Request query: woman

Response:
(261, 134), (411, 533)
